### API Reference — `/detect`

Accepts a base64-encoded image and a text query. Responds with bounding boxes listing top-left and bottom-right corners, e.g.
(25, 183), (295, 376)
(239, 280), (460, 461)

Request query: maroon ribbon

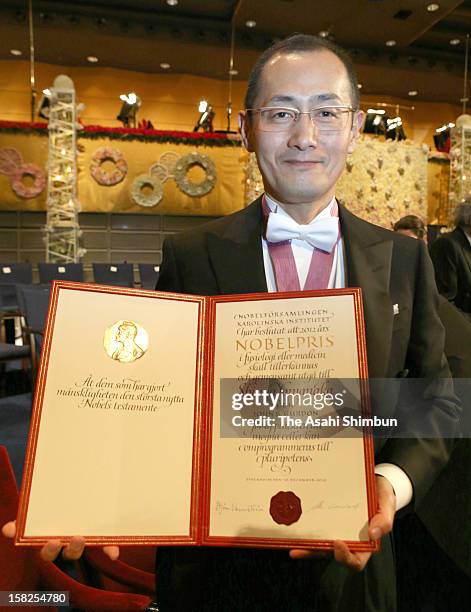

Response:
(262, 196), (340, 292)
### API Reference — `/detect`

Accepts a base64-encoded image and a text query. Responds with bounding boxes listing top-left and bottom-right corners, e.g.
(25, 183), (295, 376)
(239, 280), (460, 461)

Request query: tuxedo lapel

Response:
(455, 228), (471, 276)
(207, 198), (268, 295)
(206, 199), (395, 377)
(339, 206), (394, 379)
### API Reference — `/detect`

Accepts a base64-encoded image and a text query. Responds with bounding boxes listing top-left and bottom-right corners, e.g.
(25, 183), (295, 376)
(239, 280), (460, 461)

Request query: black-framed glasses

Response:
(246, 105), (356, 132)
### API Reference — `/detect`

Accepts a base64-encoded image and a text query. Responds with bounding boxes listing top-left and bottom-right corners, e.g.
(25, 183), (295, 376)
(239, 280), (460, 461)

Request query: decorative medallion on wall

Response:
(90, 147), (128, 186)
(131, 174), (163, 208)
(0, 147), (46, 199)
(174, 152), (216, 197)
(158, 151), (180, 177)
(130, 150), (217, 208)
(149, 162), (168, 183)
(11, 163), (47, 198)
(0, 148), (22, 174)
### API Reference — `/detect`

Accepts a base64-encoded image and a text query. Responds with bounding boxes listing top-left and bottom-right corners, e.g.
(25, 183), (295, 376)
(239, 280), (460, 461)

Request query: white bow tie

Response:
(266, 213), (339, 253)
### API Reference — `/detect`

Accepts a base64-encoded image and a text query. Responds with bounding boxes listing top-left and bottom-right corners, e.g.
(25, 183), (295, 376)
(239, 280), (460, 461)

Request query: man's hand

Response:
(289, 475), (397, 572)
(1, 521), (119, 562)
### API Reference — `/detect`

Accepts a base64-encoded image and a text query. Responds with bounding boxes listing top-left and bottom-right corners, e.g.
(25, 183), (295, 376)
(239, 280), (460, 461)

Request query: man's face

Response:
(240, 50), (363, 209)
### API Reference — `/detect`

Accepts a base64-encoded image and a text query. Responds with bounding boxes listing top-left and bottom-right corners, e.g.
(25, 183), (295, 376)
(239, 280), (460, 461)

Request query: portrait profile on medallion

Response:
(103, 320), (149, 363)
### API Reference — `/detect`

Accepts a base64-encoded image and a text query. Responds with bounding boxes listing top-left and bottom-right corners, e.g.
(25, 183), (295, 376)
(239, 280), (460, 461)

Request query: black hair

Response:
(393, 215), (427, 239)
(245, 33), (360, 110)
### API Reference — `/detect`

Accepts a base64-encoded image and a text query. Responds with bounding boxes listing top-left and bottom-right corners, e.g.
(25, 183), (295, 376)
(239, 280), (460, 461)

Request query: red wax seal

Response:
(269, 491), (302, 525)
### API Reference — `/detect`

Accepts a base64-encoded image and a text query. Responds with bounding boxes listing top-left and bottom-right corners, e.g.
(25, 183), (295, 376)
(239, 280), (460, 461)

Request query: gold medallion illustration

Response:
(103, 320), (149, 363)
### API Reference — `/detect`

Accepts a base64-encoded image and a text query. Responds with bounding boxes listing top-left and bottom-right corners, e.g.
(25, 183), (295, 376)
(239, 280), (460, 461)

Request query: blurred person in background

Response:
(394, 212), (471, 610)
(393, 215), (427, 242)
(430, 202), (471, 321)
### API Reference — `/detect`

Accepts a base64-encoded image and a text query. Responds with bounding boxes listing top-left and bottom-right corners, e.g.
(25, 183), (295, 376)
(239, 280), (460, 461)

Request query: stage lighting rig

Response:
(433, 122), (455, 152)
(117, 92), (141, 127)
(363, 108), (387, 136)
(193, 100), (215, 132)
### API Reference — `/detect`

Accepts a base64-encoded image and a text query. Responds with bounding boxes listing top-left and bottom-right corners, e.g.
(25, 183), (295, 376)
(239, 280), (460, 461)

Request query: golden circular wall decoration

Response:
(11, 163), (46, 199)
(159, 151), (180, 176)
(174, 152), (216, 197)
(149, 162), (168, 183)
(90, 147), (128, 186)
(131, 174), (163, 208)
(0, 147), (23, 175)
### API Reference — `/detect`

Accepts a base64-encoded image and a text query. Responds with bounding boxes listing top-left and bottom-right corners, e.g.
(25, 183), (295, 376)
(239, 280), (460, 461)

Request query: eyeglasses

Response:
(246, 105), (356, 132)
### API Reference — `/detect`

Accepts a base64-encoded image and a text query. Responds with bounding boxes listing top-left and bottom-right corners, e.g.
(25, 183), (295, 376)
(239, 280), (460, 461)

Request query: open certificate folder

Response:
(16, 281), (378, 552)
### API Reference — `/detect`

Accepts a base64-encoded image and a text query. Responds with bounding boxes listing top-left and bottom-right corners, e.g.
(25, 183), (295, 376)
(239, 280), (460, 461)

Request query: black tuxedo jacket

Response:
(430, 227), (471, 317)
(155, 198), (460, 611)
(158, 198), (459, 503)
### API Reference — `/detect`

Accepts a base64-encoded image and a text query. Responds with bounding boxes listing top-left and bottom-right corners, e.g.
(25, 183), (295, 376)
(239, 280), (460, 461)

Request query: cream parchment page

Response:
(209, 294), (369, 542)
(24, 288), (199, 537)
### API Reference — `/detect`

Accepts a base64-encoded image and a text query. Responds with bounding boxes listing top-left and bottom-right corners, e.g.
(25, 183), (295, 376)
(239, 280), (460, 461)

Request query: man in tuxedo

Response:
(430, 202), (471, 321)
(394, 213), (471, 608)
(1, 33), (459, 612)
(154, 34), (459, 611)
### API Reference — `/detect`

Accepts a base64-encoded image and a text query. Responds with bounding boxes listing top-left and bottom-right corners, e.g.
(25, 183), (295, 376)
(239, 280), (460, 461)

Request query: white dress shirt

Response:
(261, 193), (413, 511)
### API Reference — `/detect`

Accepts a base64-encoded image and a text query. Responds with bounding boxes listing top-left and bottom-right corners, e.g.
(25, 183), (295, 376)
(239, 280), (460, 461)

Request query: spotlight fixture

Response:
(10, 49), (22, 56)
(385, 40), (396, 47)
(194, 100), (215, 132)
(436, 122), (455, 132)
(357, 83), (363, 89)
(386, 116), (406, 141)
(245, 20), (256, 28)
(426, 3), (439, 11)
(449, 38), (460, 46)
(37, 89), (51, 119)
(433, 123), (454, 152)
(160, 62), (170, 69)
(408, 90), (418, 96)
(318, 30), (329, 38)
(117, 92), (141, 127)
(363, 109), (388, 136)
(87, 56), (98, 63)
(166, 0), (178, 5)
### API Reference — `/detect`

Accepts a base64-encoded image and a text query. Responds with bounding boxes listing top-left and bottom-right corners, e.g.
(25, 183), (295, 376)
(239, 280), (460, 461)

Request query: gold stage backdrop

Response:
(0, 124), (247, 216)
(0, 124), (447, 227)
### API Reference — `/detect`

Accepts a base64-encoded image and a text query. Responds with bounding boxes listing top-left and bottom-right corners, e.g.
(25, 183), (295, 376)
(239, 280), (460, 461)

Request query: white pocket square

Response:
(393, 304), (399, 315)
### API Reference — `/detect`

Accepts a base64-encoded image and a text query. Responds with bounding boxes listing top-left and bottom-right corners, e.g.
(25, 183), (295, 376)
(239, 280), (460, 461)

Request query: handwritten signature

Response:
(215, 501), (264, 515)
(306, 500), (361, 511)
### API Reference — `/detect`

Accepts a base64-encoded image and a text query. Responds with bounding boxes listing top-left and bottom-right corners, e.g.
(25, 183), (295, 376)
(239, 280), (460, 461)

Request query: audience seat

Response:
(16, 285), (51, 379)
(0, 291), (31, 394)
(38, 263), (84, 284)
(0, 263), (33, 344)
(138, 264), (160, 290)
(92, 263), (134, 288)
